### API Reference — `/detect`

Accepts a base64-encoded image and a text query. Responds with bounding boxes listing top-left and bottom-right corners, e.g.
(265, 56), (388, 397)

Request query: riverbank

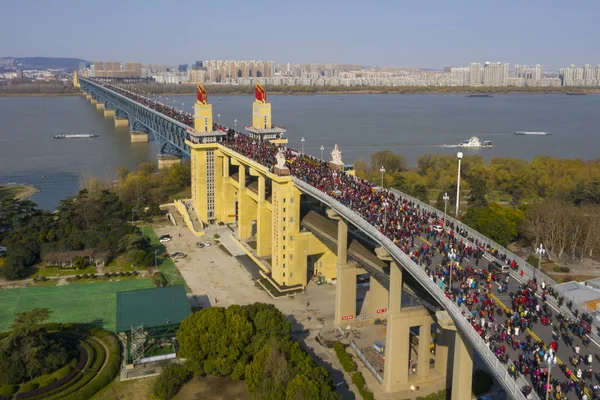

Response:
(0, 92), (81, 97)
(0, 184), (39, 200)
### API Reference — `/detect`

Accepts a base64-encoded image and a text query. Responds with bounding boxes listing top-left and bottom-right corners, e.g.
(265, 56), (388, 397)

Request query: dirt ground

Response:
(175, 376), (251, 400)
(509, 243), (600, 279)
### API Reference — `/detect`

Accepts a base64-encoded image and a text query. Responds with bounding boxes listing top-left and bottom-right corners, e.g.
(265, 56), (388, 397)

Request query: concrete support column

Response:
(334, 218), (356, 327)
(367, 277), (389, 318)
(434, 328), (450, 377)
(256, 175), (271, 257)
(238, 167), (253, 239)
(103, 109), (115, 117)
(114, 117), (129, 127)
(389, 262), (403, 314)
(96, 102), (105, 110)
(157, 155), (182, 169)
(451, 331), (473, 400)
(384, 313), (410, 392)
(130, 132), (148, 143)
(417, 315), (433, 379)
(90, 98), (98, 104)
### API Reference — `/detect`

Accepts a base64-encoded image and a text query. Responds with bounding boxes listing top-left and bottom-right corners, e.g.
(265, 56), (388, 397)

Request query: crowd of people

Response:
(97, 79), (600, 399)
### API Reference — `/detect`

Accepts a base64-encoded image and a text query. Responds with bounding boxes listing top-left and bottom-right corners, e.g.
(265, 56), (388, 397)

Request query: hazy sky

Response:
(2, 0), (599, 70)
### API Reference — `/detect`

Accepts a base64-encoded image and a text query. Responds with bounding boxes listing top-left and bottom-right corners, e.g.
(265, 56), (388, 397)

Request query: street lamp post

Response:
(448, 249), (456, 291)
(217, 113), (220, 125)
(535, 243), (546, 282)
(380, 166), (385, 188)
(131, 208), (136, 227)
(544, 353), (557, 400)
(456, 152), (463, 217)
(301, 137), (305, 154)
(234, 118), (237, 131)
(443, 192), (449, 229)
(383, 201), (389, 231)
(320, 145), (325, 160)
(154, 249), (159, 272)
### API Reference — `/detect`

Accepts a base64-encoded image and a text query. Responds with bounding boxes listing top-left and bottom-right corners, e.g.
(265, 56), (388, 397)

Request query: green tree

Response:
(370, 150), (407, 173)
(0, 308), (70, 384)
(461, 203), (524, 246)
(466, 177), (488, 208)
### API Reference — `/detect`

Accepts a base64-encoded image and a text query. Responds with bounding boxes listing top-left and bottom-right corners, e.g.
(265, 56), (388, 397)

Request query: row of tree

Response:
(0, 81), (78, 94)
(121, 82), (596, 96)
(355, 151), (600, 208)
(177, 303), (339, 400)
(524, 199), (600, 261)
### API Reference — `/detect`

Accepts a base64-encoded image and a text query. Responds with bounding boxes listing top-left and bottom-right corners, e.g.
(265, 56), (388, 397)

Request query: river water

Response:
(1, 93), (598, 209)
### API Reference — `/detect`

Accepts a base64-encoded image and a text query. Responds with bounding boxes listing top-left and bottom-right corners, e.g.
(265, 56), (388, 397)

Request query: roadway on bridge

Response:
(411, 229), (600, 400)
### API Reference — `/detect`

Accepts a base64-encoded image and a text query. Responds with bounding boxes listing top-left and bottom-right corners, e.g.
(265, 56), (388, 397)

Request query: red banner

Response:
(376, 308), (388, 314)
(342, 315), (354, 321)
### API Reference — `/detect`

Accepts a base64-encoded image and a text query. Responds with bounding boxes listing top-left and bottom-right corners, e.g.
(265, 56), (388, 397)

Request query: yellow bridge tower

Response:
(245, 84), (288, 145)
(72, 70), (80, 88)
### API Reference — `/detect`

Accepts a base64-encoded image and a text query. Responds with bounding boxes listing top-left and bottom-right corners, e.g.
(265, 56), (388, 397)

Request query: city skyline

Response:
(2, 0), (600, 69)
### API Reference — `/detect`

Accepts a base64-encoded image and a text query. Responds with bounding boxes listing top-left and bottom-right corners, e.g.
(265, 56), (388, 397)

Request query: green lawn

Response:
(33, 265), (97, 277)
(140, 226), (190, 291)
(0, 279), (153, 333)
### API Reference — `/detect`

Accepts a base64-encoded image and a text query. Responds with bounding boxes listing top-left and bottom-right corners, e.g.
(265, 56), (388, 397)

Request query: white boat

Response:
(54, 134), (99, 139)
(458, 136), (493, 148)
(514, 131), (550, 136)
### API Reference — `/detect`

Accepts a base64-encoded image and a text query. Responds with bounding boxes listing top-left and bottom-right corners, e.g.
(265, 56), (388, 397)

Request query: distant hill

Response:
(0, 57), (88, 70)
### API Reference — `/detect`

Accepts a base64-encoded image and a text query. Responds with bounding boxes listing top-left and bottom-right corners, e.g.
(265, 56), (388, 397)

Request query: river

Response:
(1, 93), (598, 209)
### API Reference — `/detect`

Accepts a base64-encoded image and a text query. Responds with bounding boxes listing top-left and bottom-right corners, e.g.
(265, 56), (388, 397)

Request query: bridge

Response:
(75, 71), (599, 400)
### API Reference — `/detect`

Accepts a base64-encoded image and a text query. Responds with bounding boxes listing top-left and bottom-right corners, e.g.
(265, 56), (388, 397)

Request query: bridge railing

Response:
(292, 178), (527, 400)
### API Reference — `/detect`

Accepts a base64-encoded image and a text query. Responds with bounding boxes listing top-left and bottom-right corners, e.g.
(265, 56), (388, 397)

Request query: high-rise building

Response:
(469, 63), (482, 85)
(482, 62), (505, 86)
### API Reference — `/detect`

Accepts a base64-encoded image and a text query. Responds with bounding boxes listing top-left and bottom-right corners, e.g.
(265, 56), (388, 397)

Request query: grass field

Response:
(141, 226), (189, 291)
(0, 279), (153, 333)
(91, 375), (158, 400)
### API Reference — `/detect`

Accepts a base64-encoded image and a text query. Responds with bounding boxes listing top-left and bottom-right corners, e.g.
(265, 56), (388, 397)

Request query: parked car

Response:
(432, 225), (444, 234)
(159, 234), (172, 243)
(203, 241), (211, 247)
(196, 242), (205, 248)
(171, 252), (187, 259)
(488, 261), (509, 274)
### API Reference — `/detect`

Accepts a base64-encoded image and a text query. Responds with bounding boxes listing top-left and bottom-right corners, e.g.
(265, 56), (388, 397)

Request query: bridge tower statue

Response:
(245, 84), (287, 146)
(72, 70), (80, 88)
(193, 84), (213, 133)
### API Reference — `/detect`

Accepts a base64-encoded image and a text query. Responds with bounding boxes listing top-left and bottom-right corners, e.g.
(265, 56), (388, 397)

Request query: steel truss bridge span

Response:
(79, 77), (191, 156)
(292, 178), (528, 400)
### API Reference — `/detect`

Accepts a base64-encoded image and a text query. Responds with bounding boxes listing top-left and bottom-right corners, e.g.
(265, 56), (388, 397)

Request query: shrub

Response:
(19, 381), (40, 393)
(74, 275), (81, 279)
(132, 270), (139, 276)
(526, 254), (539, 267)
(472, 369), (493, 396)
(151, 363), (192, 400)
(125, 271), (132, 276)
(333, 343), (357, 373)
(104, 273), (110, 278)
(351, 372), (373, 400)
(213, 233), (220, 239)
(152, 272), (167, 288)
(374, 318), (382, 325)
(0, 384), (17, 396)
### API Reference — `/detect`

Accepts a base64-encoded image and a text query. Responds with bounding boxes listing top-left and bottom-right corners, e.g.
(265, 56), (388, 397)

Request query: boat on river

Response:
(513, 131), (550, 136)
(458, 136), (493, 148)
(53, 134), (99, 139)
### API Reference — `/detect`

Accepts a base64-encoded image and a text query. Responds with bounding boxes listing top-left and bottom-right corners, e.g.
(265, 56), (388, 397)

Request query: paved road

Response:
(410, 229), (600, 400)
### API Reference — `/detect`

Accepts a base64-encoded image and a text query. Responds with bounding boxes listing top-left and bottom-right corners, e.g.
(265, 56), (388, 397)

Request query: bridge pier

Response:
(157, 154), (182, 169)
(330, 214), (357, 327)
(130, 131), (148, 143)
(103, 109), (115, 117)
(255, 174), (272, 257)
(451, 331), (473, 399)
(90, 98), (98, 104)
(96, 102), (105, 110)
(114, 117), (129, 127)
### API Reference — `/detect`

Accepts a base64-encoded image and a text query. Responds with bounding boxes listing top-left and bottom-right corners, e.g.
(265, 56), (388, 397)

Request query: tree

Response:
(151, 363), (192, 400)
(466, 177), (488, 208)
(370, 150), (407, 173)
(0, 308), (70, 384)
(462, 203), (523, 246)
